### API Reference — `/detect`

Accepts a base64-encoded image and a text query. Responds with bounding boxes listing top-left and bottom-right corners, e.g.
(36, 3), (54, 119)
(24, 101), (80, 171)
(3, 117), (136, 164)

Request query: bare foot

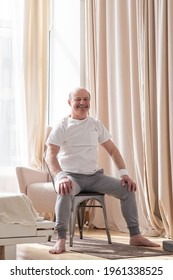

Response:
(49, 238), (66, 254)
(130, 234), (160, 247)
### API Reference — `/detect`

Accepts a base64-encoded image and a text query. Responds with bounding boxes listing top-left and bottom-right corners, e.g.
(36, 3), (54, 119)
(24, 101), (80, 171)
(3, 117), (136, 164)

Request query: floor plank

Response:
(16, 229), (173, 260)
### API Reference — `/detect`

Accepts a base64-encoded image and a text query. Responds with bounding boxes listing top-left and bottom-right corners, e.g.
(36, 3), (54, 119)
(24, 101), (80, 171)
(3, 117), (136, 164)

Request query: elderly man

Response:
(45, 87), (159, 254)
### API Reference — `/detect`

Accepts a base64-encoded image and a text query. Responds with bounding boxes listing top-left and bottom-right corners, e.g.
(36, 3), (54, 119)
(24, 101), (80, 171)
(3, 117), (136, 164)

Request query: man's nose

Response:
(80, 99), (85, 104)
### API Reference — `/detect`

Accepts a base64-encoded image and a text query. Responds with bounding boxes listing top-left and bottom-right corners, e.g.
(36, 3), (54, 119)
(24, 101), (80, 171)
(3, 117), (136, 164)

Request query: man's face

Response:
(68, 89), (90, 120)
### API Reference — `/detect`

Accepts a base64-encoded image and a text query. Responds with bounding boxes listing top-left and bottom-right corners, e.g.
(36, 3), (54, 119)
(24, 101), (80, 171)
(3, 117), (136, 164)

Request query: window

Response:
(0, 1), (15, 170)
(0, 0), (27, 175)
(0, 0), (84, 174)
(48, 0), (84, 125)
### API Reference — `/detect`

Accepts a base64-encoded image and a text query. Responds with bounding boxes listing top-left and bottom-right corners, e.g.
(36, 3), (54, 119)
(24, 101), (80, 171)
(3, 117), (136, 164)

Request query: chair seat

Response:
(75, 192), (104, 196)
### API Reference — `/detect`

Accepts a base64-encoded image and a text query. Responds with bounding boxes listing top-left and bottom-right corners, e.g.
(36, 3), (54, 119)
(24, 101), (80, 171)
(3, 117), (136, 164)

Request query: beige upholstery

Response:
(16, 126), (56, 220)
(16, 167), (56, 220)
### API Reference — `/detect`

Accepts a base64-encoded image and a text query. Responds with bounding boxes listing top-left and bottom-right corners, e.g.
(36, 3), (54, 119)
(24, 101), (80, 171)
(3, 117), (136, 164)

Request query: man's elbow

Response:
(45, 144), (59, 163)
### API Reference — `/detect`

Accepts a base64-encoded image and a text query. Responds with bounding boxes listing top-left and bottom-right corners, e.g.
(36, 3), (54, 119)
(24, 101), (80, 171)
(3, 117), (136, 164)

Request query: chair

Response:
(16, 126), (56, 221)
(69, 192), (112, 247)
(15, 166), (56, 221)
(15, 127), (112, 245)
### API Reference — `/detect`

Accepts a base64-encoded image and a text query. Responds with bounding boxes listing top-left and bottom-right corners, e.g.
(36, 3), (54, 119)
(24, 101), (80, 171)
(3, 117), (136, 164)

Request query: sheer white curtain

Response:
(0, 0), (27, 192)
(0, 0), (50, 192)
(23, 0), (50, 169)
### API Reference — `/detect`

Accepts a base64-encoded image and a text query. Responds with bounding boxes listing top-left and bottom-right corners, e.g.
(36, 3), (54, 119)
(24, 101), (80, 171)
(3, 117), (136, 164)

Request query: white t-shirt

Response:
(46, 116), (111, 174)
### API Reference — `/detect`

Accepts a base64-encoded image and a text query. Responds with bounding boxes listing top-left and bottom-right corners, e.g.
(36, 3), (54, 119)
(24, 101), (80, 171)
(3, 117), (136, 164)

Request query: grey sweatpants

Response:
(54, 169), (140, 239)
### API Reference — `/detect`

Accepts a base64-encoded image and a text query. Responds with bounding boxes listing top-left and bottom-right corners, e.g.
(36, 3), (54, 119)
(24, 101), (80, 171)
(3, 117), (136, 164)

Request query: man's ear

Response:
(68, 99), (71, 106)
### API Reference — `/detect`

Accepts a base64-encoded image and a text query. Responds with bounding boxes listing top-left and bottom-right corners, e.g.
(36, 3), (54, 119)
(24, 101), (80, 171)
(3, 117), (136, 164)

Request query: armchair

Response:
(16, 126), (56, 220)
(15, 166), (56, 220)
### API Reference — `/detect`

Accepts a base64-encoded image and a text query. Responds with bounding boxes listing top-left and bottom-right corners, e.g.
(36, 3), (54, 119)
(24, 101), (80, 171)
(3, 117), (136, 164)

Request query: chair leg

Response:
(77, 202), (86, 239)
(47, 213), (55, 242)
(47, 236), (52, 242)
(101, 202), (112, 244)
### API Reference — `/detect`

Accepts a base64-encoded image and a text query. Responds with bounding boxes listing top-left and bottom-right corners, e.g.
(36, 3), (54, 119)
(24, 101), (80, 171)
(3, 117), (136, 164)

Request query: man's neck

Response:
(69, 114), (88, 120)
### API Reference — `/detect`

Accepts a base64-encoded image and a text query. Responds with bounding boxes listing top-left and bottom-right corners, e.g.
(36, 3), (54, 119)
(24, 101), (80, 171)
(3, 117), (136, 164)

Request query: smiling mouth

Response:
(77, 105), (88, 108)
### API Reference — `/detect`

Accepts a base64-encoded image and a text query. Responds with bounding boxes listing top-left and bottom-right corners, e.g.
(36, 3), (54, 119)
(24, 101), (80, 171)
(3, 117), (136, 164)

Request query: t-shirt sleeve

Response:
(46, 124), (66, 147)
(95, 120), (112, 144)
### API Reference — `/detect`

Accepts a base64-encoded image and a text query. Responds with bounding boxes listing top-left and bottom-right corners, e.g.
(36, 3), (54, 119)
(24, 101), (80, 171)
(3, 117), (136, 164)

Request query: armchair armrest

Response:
(16, 166), (49, 194)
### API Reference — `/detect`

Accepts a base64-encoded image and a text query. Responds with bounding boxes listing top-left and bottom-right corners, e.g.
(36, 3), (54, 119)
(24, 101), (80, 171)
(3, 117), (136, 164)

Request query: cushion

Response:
(26, 182), (56, 215)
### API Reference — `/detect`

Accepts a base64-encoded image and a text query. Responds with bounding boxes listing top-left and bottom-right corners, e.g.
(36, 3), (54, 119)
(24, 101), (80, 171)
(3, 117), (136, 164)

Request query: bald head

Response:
(68, 87), (91, 100)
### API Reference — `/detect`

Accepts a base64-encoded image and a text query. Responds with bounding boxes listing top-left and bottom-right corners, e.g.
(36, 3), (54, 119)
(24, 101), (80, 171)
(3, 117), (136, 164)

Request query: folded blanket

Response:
(0, 192), (40, 226)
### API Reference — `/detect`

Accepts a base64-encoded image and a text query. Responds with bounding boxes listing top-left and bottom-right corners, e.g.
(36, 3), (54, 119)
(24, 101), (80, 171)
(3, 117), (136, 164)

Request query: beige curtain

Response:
(142, 0), (173, 238)
(85, 0), (173, 238)
(23, 0), (50, 169)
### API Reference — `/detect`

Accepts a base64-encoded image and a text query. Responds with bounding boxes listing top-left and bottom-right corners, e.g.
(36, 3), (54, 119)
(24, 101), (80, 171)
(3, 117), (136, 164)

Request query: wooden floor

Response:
(16, 228), (173, 260)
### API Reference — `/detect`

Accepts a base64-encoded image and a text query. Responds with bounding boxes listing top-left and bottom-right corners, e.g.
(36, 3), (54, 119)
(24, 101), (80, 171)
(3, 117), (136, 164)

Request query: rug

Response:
(45, 236), (172, 260)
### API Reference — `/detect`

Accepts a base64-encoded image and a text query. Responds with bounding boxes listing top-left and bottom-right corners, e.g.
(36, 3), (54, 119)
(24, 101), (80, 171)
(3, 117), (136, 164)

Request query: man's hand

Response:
(55, 177), (73, 195)
(121, 175), (136, 192)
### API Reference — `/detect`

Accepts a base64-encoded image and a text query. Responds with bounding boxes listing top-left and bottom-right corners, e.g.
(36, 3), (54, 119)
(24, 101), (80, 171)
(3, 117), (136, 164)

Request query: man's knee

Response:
(120, 183), (136, 201)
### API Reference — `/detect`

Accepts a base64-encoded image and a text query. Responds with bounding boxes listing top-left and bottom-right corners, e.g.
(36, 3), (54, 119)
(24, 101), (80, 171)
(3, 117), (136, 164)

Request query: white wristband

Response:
(54, 171), (67, 183)
(119, 169), (128, 177)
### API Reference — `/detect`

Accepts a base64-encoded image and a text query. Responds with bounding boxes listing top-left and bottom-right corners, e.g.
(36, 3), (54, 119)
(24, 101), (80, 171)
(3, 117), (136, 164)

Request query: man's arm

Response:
(45, 144), (72, 195)
(101, 139), (126, 170)
(45, 144), (62, 176)
(101, 139), (136, 192)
